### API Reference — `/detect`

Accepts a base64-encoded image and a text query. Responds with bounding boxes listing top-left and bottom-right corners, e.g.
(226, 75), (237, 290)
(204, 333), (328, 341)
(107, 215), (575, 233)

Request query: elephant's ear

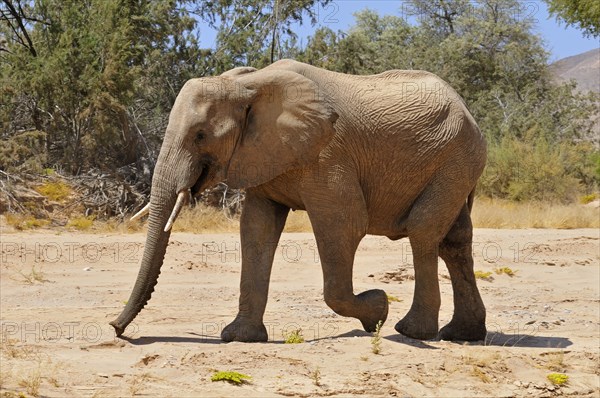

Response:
(226, 70), (338, 188)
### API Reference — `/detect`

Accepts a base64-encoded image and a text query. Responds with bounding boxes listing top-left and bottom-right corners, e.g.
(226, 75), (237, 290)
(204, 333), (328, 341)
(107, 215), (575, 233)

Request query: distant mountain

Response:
(549, 48), (600, 93)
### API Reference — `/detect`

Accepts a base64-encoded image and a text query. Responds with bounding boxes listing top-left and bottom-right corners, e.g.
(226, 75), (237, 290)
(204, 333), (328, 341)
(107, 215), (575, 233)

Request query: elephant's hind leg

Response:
(438, 204), (486, 341)
(394, 166), (472, 340)
(394, 238), (440, 340)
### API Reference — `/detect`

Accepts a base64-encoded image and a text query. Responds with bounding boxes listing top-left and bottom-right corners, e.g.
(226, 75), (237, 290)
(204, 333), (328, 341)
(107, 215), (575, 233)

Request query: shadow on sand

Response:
(119, 328), (572, 349)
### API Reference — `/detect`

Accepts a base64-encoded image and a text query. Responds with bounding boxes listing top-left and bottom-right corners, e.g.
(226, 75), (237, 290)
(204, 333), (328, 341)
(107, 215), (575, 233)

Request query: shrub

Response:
(474, 271), (493, 281)
(547, 373), (568, 385)
(35, 181), (71, 202)
(210, 371), (251, 384)
(284, 329), (305, 344)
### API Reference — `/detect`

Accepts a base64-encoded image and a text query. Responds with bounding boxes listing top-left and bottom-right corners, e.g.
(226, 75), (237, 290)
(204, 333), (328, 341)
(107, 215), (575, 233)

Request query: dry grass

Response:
(4, 214), (49, 230)
(172, 205), (239, 233)
(14, 266), (49, 285)
(283, 210), (312, 232)
(18, 369), (41, 397)
(544, 351), (567, 372)
(67, 215), (95, 230)
(472, 199), (600, 229)
(23, 198), (597, 235)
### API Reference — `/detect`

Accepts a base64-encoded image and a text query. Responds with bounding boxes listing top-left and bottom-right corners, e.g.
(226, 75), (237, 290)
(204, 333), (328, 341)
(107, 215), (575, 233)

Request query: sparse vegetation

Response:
(547, 372), (569, 385)
(545, 351), (567, 372)
(284, 329), (305, 344)
(386, 293), (401, 303)
(210, 371), (252, 385)
(471, 366), (491, 383)
(128, 372), (160, 396)
(580, 193), (598, 204)
(35, 181), (72, 202)
(5, 214), (49, 230)
(310, 367), (321, 386)
(371, 321), (383, 355)
(18, 369), (41, 397)
(15, 266), (49, 284)
(494, 267), (517, 277)
(474, 271), (494, 281)
(472, 199), (600, 229)
(171, 205), (239, 233)
(67, 216), (95, 230)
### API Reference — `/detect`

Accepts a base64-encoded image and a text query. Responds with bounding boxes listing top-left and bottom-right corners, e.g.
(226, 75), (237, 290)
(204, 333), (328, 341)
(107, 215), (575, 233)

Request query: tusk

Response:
(164, 189), (191, 232)
(130, 202), (150, 222)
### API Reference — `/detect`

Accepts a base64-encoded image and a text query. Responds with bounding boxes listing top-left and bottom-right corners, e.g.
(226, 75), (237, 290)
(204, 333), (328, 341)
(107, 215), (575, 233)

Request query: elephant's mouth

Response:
(163, 163), (212, 232)
(191, 164), (210, 198)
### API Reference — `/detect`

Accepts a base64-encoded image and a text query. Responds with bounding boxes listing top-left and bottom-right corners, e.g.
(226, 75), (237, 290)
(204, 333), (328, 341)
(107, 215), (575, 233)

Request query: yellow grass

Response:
(472, 199), (599, 229)
(34, 181), (72, 202)
(283, 210), (312, 232)
(24, 199), (596, 235)
(172, 205), (240, 233)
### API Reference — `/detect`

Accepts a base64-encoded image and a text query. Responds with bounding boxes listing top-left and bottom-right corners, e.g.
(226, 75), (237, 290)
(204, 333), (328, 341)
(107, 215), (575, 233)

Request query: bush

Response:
(480, 135), (586, 203)
(35, 181), (72, 202)
(0, 130), (47, 173)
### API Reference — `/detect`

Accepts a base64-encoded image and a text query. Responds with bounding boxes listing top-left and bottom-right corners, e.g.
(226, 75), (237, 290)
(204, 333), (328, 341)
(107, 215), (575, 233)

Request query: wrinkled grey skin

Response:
(110, 59), (487, 342)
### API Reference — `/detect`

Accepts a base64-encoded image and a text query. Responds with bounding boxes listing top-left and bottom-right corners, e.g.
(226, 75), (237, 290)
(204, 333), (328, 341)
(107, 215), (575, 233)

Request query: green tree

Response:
(297, 0), (598, 201)
(0, 0), (203, 172)
(545, 0), (600, 37)
(194, 0), (331, 73)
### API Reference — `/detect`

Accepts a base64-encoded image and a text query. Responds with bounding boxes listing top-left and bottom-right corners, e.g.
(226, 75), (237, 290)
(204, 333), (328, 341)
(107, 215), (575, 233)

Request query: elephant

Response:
(110, 59), (487, 342)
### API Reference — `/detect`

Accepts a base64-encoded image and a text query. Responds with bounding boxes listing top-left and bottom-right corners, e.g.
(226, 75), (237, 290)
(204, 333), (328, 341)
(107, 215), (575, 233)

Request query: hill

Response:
(549, 48), (600, 93)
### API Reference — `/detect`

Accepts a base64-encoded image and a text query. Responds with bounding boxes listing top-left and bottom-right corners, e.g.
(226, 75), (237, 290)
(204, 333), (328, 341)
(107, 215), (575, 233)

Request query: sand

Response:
(1, 227), (599, 397)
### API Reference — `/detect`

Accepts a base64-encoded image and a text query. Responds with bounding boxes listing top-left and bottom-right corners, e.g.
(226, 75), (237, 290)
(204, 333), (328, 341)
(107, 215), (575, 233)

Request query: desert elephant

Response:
(110, 59), (487, 342)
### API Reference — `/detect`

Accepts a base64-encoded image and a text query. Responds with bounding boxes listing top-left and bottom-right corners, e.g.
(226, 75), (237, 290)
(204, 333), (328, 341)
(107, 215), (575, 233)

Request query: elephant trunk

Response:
(110, 159), (180, 337)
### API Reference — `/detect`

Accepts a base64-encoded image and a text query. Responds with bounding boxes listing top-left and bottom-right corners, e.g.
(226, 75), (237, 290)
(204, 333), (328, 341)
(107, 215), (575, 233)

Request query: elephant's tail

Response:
(467, 188), (476, 214)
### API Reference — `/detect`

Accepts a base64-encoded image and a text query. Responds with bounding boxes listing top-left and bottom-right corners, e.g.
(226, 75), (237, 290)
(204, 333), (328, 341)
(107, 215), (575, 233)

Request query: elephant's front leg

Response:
(221, 191), (289, 342)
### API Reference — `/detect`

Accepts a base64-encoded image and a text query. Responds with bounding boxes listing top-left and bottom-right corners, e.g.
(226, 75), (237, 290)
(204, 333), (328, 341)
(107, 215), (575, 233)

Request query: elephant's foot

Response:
(356, 289), (389, 332)
(394, 308), (438, 340)
(438, 318), (486, 342)
(221, 317), (268, 342)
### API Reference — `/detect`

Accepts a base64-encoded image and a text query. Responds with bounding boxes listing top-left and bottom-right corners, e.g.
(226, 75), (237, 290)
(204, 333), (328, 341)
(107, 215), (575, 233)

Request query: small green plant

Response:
(386, 293), (401, 303)
(310, 367), (321, 386)
(474, 270), (494, 281)
(547, 373), (568, 385)
(67, 215), (95, 230)
(580, 193), (598, 204)
(284, 329), (305, 344)
(494, 267), (517, 277)
(35, 181), (71, 202)
(371, 320), (383, 354)
(211, 371), (252, 385)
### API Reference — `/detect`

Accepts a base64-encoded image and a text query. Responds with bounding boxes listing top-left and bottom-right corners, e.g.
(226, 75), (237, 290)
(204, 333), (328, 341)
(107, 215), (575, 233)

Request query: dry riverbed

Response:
(1, 226), (599, 397)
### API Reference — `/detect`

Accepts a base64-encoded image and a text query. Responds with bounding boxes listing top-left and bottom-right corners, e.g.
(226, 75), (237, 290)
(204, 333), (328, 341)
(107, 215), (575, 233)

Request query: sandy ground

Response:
(0, 226), (599, 397)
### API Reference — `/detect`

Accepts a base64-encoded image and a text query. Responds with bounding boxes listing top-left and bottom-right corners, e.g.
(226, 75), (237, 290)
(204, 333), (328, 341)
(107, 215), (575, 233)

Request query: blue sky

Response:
(199, 1), (599, 62)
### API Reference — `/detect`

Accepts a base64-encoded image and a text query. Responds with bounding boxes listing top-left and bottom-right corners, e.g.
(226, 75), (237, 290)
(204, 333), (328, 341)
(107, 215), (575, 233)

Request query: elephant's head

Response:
(110, 67), (338, 336)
